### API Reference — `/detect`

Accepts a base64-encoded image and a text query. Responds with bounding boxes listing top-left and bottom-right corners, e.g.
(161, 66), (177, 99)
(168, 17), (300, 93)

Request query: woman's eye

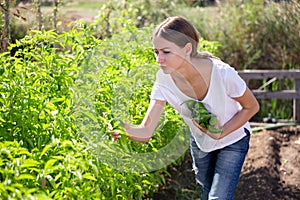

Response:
(153, 49), (171, 55)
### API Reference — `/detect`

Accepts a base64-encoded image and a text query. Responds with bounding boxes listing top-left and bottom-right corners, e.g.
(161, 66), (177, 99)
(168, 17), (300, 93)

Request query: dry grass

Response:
(13, 0), (106, 32)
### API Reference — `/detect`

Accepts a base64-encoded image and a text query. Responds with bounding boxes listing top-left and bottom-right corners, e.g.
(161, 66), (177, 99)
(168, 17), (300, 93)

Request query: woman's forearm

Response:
(220, 108), (258, 138)
(220, 88), (259, 139)
(126, 99), (166, 142)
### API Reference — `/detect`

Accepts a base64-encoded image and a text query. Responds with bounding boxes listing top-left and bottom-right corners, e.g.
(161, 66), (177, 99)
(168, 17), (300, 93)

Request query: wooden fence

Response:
(238, 69), (300, 123)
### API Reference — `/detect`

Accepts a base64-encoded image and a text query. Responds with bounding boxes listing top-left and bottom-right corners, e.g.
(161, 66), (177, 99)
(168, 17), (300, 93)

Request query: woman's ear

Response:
(184, 43), (193, 56)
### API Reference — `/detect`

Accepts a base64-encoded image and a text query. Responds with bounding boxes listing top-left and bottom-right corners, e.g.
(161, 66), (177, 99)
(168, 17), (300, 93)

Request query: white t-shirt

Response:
(150, 58), (251, 152)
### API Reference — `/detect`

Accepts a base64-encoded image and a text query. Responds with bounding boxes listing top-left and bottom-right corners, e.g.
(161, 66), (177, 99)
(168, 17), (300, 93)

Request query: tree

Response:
(37, 0), (42, 30)
(53, 0), (57, 31)
(1, 0), (10, 52)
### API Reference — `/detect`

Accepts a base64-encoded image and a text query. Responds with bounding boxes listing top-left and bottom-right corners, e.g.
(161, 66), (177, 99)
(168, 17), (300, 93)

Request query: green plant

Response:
(203, 0), (300, 71)
(256, 77), (294, 120)
(0, 13), (224, 199)
(0, 30), (82, 149)
(182, 100), (222, 133)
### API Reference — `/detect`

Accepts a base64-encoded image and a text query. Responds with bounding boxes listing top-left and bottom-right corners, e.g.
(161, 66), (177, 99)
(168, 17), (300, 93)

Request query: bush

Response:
(0, 18), (221, 198)
(201, 0), (300, 70)
(0, 23), (165, 199)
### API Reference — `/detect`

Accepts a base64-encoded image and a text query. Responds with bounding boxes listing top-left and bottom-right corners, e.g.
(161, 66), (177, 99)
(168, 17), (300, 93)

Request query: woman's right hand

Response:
(109, 130), (121, 142)
(109, 99), (166, 143)
(109, 122), (151, 143)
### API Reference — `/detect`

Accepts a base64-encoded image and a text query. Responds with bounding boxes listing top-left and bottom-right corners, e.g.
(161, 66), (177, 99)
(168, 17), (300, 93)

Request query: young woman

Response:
(111, 16), (259, 200)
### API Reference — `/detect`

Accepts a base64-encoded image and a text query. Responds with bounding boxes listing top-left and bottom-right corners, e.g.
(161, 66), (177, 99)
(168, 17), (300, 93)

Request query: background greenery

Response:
(3, 0), (300, 119)
(0, 0), (299, 199)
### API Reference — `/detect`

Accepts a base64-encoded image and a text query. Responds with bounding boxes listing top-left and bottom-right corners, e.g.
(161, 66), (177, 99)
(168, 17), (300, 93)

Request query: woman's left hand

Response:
(192, 120), (223, 140)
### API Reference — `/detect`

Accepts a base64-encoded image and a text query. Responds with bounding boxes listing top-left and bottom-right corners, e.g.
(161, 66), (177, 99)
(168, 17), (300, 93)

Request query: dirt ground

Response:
(153, 125), (300, 200)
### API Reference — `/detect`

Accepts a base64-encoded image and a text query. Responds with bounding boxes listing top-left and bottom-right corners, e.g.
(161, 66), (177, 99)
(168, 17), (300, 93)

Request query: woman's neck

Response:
(170, 57), (212, 100)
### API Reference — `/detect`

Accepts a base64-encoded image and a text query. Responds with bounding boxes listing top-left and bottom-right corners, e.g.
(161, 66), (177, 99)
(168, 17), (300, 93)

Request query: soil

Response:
(152, 125), (300, 200)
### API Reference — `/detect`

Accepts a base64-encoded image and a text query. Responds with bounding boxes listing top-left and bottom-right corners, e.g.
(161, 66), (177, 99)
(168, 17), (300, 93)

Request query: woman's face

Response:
(152, 36), (188, 74)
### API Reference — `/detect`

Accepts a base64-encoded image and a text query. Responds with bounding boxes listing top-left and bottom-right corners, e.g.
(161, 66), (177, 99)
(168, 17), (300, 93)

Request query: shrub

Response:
(0, 18), (220, 198)
(202, 0), (300, 70)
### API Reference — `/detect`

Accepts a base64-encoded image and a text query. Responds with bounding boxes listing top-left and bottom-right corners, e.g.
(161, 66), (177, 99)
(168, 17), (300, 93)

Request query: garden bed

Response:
(153, 125), (300, 200)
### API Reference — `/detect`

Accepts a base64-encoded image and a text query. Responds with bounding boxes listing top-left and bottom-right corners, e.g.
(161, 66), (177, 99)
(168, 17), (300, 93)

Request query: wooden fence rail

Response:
(238, 69), (300, 123)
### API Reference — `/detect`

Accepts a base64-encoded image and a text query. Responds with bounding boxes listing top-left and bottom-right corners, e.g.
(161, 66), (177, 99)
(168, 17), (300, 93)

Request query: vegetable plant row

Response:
(0, 19), (219, 199)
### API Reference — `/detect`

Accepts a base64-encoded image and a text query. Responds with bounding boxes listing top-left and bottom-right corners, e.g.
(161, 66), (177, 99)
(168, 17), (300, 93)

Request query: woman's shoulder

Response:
(210, 57), (229, 67)
(210, 58), (236, 73)
(209, 59), (243, 84)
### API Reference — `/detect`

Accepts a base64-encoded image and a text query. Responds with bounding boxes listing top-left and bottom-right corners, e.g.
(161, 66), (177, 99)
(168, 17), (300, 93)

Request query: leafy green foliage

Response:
(195, 0), (300, 71)
(182, 100), (222, 133)
(0, 30), (78, 149)
(0, 17), (220, 198)
(1, 0), (298, 198)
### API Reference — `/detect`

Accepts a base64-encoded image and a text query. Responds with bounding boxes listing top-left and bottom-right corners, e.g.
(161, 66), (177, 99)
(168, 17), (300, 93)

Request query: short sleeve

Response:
(222, 67), (246, 98)
(150, 82), (166, 101)
(150, 70), (167, 101)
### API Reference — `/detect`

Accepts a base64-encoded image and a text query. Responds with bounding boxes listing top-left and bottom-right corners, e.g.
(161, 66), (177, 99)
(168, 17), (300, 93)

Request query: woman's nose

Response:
(156, 53), (165, 64)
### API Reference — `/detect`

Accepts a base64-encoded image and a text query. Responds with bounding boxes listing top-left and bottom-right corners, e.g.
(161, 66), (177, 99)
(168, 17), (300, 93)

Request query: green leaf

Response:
(61, 140), (74, 149)
(16, 149), (32, 157)
(40, 145), (51, 157)
(20, 159), (40, 168)
(209, 116), (218, 126)
(135, 184), (142, 191)
(44, 159), (58, 171)
(24, 188), (38, 195)
(51, 156), (64, 160)
(208, 125), (222, 134)
(83, 173), (97, 181)
(54, 173), (62, 182)
(50, 97), (65, 103)
(45, 102), (57, 110)
(35, 193), (53, 200)
(83, 111), (98, 123)
(0, 117), (6, 123)
(16, 174), (35, 180)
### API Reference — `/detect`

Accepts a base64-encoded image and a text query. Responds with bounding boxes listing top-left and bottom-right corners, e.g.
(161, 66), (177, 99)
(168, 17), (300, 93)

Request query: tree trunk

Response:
(3, 0), (10, 52)
(53, 0), (57, 31)
(37, 0), (42, 30)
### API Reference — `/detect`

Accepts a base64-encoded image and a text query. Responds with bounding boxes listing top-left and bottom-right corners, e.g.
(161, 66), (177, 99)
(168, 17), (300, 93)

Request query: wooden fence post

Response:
(294, 78), (300, 123)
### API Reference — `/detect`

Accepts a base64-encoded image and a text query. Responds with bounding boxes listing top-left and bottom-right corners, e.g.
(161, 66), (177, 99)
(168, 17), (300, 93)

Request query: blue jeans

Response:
(190, 128), (250, 200)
